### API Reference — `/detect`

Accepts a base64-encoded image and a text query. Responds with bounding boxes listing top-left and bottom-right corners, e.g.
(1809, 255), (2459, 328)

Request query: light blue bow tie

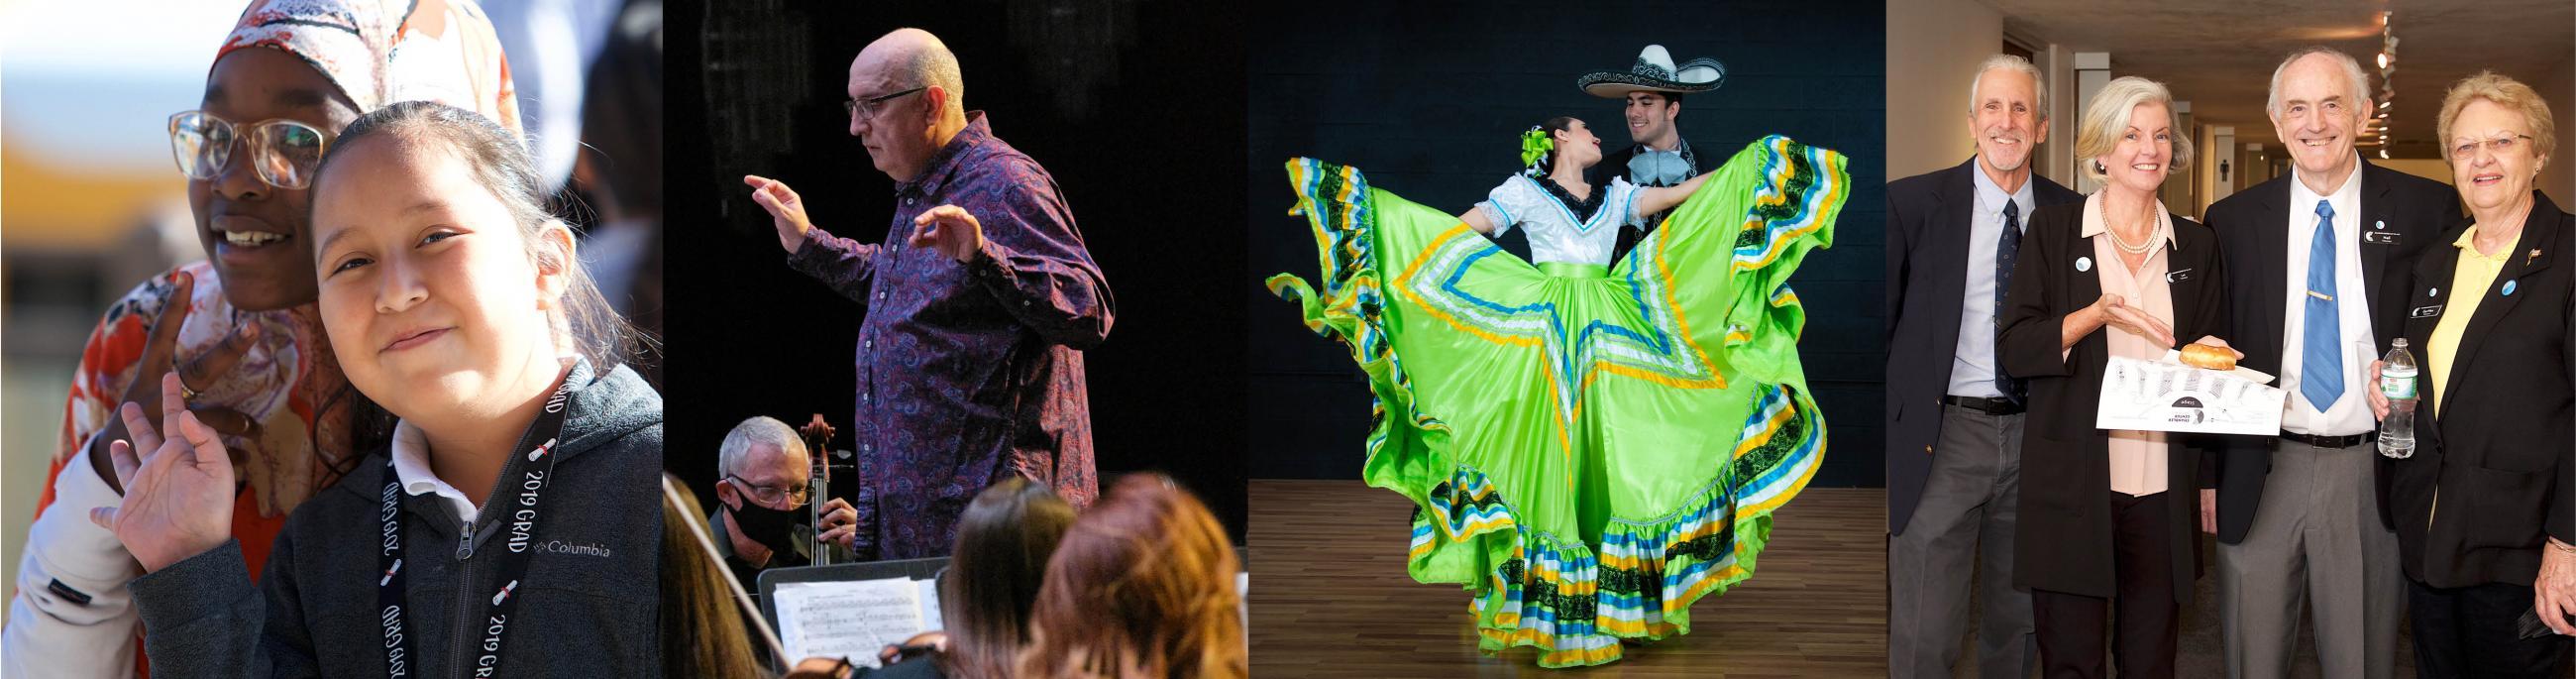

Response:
(1629, 149), (1693, 187)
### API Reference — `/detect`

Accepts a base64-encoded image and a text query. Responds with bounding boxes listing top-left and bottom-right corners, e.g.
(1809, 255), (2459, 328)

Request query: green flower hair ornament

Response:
(1520, 127), (1555, 169)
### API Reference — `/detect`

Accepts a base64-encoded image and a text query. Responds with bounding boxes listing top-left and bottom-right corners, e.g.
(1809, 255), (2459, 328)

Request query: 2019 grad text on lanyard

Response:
(377, 377), (573, 677)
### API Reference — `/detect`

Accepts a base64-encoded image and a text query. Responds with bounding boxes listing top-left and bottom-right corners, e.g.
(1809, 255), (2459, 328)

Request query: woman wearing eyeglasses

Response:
(2368, 71), (2576, 677)
(2, 2), (518, 676)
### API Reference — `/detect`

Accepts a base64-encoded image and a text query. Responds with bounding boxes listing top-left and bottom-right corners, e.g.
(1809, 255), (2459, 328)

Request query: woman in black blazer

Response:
(2373, 71), (2576, 678)
(1996, 76), (2233, 679)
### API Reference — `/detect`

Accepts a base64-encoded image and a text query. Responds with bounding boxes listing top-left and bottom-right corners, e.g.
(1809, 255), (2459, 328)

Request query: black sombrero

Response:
(1578, 45), (1725, 98)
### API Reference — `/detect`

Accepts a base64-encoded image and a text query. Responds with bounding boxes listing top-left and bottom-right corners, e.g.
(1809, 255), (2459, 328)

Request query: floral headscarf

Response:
(216, 0), (523, 138)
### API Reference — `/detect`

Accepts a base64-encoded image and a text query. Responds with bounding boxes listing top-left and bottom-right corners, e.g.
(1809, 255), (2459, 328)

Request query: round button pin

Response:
(2375, 220), (2386, 230)
(2430, 286), (2440, 297)
(2504, 280), (2519, 296)
(2077, 256), (2093, 272)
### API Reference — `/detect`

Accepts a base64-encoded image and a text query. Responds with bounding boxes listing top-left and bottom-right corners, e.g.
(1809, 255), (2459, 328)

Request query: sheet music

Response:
(2095, 356), (2287, 436)
(915, 578), (943, 631)
(772, 578), (926, 668)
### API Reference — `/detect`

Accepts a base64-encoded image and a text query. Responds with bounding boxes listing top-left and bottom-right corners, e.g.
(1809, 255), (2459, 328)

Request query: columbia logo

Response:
(491, 580), (519, 606)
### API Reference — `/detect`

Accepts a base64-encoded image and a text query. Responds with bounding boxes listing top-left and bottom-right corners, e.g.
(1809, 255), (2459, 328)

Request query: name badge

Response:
(2165, 269), (2194, 283)
(2364, 231), (2401, 245)
(2411, 304), (2443, 318)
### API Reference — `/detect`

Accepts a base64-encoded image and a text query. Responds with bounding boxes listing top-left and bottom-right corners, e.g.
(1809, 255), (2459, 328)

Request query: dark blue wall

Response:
(1244, 0), (1887, 487)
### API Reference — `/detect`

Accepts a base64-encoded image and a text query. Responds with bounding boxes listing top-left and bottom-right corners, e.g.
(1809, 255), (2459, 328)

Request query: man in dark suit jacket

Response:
(2201, 48), (2456, 679)
(1883, 55), (2081, 679)
(1578, 45), (1720, 266)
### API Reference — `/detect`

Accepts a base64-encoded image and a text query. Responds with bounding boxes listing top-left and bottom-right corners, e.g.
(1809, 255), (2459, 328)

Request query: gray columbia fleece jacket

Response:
(131, 360), (663, 678)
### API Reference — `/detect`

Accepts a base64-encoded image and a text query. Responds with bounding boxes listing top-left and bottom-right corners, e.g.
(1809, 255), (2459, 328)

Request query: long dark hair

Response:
(941, 477), (1078, 679)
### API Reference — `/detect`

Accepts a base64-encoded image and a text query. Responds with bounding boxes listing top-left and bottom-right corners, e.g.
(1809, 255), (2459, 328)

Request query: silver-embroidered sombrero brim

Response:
(1580, 47), (1725, 98)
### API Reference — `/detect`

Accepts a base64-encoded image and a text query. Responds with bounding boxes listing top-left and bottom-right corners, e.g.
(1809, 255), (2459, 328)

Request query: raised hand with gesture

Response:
(910, 204), (985, 264)
(89, 373), (240, 573)
(744, 174), (816, 253)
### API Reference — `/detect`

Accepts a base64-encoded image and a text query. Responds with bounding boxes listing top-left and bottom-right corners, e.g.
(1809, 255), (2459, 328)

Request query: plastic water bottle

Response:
(2378, 339), (2418, 458)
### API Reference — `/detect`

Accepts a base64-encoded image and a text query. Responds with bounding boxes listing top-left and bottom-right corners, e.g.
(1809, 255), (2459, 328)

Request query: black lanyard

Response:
(376, 378), (573, 678)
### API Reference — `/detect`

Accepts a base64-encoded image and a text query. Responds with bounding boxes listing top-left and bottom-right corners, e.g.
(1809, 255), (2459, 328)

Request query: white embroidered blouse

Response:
(1473, 173), (1646, 266)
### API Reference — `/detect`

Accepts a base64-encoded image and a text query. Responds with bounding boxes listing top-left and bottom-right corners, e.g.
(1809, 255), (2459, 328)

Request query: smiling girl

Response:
(94, 100), (663, 677)
(4, 3), (521, 676)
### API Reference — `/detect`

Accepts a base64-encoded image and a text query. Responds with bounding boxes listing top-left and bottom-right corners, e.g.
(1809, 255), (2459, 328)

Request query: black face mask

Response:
(726, 494), (805, 556)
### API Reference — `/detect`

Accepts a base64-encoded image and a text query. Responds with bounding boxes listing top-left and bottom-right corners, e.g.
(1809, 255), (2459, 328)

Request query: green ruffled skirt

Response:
(1267, 136), (1845, 667)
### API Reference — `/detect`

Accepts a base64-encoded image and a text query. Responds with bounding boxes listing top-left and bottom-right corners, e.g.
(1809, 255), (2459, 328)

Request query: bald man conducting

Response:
(741, 28), (1114, 559)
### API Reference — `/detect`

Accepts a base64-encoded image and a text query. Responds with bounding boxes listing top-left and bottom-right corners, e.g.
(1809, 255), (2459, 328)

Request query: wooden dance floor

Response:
(1248, 479), (1887, 676)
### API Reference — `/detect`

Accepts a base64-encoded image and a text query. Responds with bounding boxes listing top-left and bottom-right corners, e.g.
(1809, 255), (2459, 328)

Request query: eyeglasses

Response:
(168, 111), (333, 190)
(724, 474), (811, 507)
(2450, 134), (2533, 161)
(843, 86), (926, 122)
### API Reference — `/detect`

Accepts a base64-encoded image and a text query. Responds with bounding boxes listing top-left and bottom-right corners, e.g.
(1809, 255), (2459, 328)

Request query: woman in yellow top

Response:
(2372, 70), (2576, 677)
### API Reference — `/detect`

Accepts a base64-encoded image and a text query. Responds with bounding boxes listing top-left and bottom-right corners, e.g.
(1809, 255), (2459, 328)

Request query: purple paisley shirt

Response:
(788, 112), (1111, 559)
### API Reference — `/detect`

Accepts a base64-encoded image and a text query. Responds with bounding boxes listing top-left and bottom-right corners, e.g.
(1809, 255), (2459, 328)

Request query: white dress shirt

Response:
(1948, 167), (2036, 398)
(2279, 167), (2378, 436)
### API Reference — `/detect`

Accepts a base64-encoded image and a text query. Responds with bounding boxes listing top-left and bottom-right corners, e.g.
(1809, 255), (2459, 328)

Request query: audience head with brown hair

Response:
(940, 477), (1079, 678)
(1020, 473), (1245, 679)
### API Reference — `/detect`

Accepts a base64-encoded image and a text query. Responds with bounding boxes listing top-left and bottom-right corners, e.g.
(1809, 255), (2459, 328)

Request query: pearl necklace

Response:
(2106, 205), (2160, 255)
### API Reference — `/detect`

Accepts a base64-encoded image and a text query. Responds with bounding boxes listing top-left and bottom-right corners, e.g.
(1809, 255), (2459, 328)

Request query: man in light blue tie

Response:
(1577, 44), (1722, 266)
(2204, 47), (2458, 679)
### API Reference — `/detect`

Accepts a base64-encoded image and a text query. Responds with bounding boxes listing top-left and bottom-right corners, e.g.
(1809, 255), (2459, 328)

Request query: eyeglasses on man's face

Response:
(725, 474), (811, 508)
(843, 86), (926, 122)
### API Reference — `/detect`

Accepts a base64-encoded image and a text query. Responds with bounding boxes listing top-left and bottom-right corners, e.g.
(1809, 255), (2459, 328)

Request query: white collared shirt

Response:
(391, 419), (484, 526)
(1947, 166), (2037, 398)
(2279, 166), (2377, 436)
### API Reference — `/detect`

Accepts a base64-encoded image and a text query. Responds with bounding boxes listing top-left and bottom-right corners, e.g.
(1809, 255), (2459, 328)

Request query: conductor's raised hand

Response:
(90, 373), (240, 573)
(910, 205), (984, 264)
(745, 174), (816, 254)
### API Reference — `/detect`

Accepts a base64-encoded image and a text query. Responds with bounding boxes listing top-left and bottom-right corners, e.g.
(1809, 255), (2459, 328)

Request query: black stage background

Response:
(666, 1), (1248, 541)
(1244, 0), (1888, 487)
